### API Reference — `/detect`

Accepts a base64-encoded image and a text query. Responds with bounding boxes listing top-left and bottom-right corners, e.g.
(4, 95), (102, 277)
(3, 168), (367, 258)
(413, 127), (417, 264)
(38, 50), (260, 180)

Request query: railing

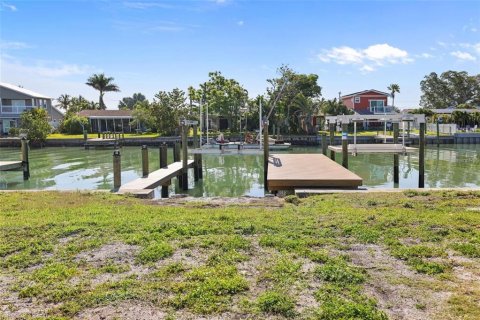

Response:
(372, 106), (395, 114)
(0, 106), (34, 114)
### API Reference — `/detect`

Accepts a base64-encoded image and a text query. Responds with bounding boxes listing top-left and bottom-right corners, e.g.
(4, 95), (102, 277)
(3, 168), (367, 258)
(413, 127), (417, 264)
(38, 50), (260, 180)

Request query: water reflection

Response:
(0, 144), (478, 196)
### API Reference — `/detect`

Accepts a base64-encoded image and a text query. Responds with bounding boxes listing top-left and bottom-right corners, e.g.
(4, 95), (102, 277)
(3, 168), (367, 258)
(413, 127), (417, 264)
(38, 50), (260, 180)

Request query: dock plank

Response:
(0, 161), (23, 171)
(267, 154), (362, 190)
(328, 144), (417, 154)
(119, 160), (194, 191)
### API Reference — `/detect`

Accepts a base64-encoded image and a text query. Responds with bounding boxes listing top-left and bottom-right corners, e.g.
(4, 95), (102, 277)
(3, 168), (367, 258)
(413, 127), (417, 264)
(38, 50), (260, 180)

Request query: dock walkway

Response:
(118, 160), (194, 196)
(267, 154), (362, 191)
(0, 161), (23, 171)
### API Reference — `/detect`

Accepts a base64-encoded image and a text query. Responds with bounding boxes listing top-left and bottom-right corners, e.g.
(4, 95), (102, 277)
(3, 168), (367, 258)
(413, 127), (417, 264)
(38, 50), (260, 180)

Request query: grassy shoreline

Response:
(1, 191), (479, 319)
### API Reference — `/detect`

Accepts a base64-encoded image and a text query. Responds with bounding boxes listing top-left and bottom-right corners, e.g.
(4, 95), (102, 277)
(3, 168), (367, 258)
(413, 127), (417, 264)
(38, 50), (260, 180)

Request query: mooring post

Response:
(141, 145), (149, 177)
(419, 122), (425, 188)
(174, 141), (180, 162)
(113, 149), (121, 190)
(97, 132), (100, 138)
(181, 125), (188, 191)
(263, 121), (269, 191)
(83, 130), (88, 141)
(436, 119), (440, 148)
(20, 138), (30, 180)
(193, 125), (199, 181)
(329, 123), (335, 161)
(341, 123), (349, 169)
(321, 132), (327, 155)
(393, 122), (399, 185)
(158, 143), (169, 198)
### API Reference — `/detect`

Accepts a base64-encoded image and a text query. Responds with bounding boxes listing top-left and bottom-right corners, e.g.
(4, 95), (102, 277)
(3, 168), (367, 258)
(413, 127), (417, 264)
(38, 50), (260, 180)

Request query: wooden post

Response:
(113, 150), (121, 190)
(97, 132), (100, 138)
(83, 130), (88, 141)
(174, 142), (180, 162)
(181, 125), (188, 191)
(329, 123), (335, 161)
(141, 145), (149, 177)
(393, 122), (399, 185)
(436, 119), (440, 148)
(321, 132), (327, 155)
(419, 122), (425, 188)
(158, 143), (169, 198)
(20, 138), (29, 180)
(407, 121), (411, 138)
(341, 123), (348, 169)
(193, 125), (200, 181)
(263, 121), (269, 191)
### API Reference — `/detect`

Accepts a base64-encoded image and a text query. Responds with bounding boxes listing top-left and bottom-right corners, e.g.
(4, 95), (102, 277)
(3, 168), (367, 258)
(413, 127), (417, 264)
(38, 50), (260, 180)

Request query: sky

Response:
(1, 0), (479, 110)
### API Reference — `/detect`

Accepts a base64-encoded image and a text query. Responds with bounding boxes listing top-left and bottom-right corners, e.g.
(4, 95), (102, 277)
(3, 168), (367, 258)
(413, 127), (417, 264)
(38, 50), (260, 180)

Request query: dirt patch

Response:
(75, 242), (140, 267)
(154, 196), (284, 209)
(295, 259), (321, 314)
(348, 244), (451, 320)
(75, 301), (167, 320)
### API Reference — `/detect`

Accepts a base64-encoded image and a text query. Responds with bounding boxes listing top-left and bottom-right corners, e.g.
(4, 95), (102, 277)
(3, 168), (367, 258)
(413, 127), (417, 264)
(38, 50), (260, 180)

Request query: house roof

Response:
(78, 110), (133, 119)
(341, 89), (390, 98)
(0, 82), (52, 99)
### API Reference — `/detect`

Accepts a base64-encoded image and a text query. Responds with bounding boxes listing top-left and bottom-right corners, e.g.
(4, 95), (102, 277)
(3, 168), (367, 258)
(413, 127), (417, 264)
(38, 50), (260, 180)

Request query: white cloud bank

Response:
(0, 2), (16, 11)
(317, 43), (412, 72)
(450, 51), (477, 61)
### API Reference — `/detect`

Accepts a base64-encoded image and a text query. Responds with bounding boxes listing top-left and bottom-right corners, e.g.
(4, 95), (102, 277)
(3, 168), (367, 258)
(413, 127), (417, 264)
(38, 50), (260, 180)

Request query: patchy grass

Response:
(0, 191), (479, 319)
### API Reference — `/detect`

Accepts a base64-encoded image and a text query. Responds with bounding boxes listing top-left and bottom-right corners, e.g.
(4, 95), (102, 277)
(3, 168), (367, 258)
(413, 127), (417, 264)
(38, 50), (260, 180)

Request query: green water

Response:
(0, 145), (479, 197)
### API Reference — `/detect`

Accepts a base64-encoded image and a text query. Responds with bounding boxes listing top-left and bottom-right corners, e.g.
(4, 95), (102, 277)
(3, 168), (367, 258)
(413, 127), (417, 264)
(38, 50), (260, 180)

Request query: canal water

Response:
(0, 145), (479, 197)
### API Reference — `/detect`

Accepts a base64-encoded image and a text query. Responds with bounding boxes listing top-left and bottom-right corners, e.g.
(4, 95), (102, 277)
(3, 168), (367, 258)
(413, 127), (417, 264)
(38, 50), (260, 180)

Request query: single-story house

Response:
(0, 82), (63, 134)
(77, 110), (134, 133)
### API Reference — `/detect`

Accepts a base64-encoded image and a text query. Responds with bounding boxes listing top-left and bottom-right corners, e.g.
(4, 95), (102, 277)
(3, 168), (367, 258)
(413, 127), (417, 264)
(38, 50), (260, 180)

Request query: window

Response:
(369, 100), (385, 113)
(354, 96), (360, 103)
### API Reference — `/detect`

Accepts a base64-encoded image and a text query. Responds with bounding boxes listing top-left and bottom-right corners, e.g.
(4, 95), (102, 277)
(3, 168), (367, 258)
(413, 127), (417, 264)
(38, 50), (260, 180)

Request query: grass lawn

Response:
(47, 133), (160, 139)
(1, 191), (479, 319)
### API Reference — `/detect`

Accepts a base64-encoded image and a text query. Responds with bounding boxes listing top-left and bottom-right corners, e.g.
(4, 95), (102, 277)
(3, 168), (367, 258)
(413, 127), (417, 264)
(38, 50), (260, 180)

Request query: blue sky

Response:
(1, 0), (479, 109)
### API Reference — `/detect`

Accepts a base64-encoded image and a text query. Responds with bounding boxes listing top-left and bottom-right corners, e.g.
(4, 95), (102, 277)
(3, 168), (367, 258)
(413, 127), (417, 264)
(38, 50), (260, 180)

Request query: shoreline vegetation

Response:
(1, 191), (479, 319)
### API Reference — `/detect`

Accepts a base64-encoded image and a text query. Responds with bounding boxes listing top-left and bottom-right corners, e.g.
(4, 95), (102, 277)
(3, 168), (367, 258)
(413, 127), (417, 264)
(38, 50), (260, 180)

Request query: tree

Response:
(451, 110), (471, 128)
(387, 83), (400, 108)
(266, 65), (322, 134)
(118, 93), (147, 110)
(86, 73), (120, 109)
(20, 108), (51, 143)
(60, 115), (90, 134)
(321, 98), (353, 116)
(56, 94), (71, 110)
(291, 93), (321, 134)
(420, 71), (480, 109)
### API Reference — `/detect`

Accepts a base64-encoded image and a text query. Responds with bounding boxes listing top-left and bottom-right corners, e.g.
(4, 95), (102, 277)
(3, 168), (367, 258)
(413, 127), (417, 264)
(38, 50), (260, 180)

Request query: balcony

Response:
(0, 105), (35, 115)
(371, 105), (396, 114)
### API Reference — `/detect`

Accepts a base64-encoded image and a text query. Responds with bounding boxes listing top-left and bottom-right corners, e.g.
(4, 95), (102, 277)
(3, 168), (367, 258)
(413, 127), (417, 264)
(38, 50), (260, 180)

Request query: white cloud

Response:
(360, 65), (375, 73)
(0, 2), (16, 11)
(317, 43), (412, 71)
(237, 20), (244, 27)
(0, 41), (32, 49)
(471, 28), (478, 33)
(1, 54), (95, 78)
(418, 53), (434, 59)
(450, 51), (476, 61)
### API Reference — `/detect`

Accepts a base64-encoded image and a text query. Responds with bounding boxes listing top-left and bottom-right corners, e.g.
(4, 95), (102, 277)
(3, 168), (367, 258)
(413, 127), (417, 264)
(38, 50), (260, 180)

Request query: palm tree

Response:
(86, 73), (120, 109)
(56, 94), (71, 111)
(387, 83), (400, 109)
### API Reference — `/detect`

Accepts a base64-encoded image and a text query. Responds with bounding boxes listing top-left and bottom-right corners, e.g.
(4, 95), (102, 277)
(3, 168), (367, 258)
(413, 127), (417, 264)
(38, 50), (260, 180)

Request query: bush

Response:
(60, 115), (90, 134)
(8, 127), (20, 137)
(20, 108), (51, 143)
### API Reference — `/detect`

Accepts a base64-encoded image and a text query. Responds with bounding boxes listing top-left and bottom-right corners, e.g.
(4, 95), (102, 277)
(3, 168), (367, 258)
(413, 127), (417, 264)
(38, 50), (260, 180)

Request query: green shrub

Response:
(284, 195), (301, 205)
(60, 115), (90, 134)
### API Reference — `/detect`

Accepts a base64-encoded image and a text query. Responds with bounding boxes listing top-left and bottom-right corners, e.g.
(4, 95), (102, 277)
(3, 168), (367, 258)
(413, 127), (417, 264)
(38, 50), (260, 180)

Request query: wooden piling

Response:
(83, 130), (88, 141)
(113, 150), (121, 190)
(20, 138), (29, 180)
(263, 121), (269, 191)
(321, 132), (327, 155)
(419, 123), (425, 188)
(174, 142), (180, 162)
(193, 125), (200, 181)
(159, 143), (169, 198)
(329, 123), (335, 161)
(393, 122), (399, 184)
(436, 120), (440, 148)
(181, 125), (188, 191)
(341, 123), (348, 169)
(141, 145), (149, 177)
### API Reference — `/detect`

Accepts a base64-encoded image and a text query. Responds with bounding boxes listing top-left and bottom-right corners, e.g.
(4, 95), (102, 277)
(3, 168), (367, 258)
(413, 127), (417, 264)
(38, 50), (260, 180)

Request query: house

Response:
(341, 89), (396, 115)
(0, 82), (63, 134)
(77, 110), (134, 133)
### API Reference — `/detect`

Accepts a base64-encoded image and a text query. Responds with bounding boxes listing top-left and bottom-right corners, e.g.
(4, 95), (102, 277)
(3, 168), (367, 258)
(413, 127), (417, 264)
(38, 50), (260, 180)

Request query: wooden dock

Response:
(0, 161), (23, 171)
(118, 160), (194, 197)
(84, 138), (119, 149)
(328, 144), (417, 154)
(267, 154), (362, 191)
